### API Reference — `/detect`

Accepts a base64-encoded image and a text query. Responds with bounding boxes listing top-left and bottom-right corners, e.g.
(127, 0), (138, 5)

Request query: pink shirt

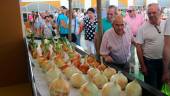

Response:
(124, 14), (144, 36)
(100, 27), (134, 64)
(28, 15), (33, 22)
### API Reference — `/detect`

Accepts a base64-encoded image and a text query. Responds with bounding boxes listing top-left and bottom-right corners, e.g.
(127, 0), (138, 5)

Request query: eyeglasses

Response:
(127, 10), (134, 13)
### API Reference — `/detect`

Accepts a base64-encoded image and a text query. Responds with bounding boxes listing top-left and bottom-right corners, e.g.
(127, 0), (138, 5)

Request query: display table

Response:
(25, 38), (166, 96)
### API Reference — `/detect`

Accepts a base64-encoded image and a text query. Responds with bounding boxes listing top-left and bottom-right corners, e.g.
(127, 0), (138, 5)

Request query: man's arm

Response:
(136, 43), (148, 75)
(162, 36), (170, 82)
(126, 23), (136, 45)
(100, 33), (113, 63)
(60, 20), (68, 28)
(78, 21), (84, 34)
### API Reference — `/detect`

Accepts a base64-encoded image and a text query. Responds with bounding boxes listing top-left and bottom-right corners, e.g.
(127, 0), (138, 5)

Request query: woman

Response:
(49, 14), (58, 36)
(33, 12), (42, 37)
(41, 16), (53, 38)
(70, 10), (79, 44)
(79, 8), (97, 55)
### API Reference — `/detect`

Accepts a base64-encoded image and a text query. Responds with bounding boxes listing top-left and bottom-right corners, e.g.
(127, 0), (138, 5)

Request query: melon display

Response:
(110, 71), (128, 90)
(102, 81), (121, 96)
(93, 71), (108, 89)
(49, 75), (70, 96)
(70, 73), (87, 88)
(104, 67), (117, 80)
(125, 80), (142, 96)
(80, 81), (99, 96)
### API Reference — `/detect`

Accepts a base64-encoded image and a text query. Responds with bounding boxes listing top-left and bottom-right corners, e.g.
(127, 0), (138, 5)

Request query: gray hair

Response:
(147, 3), (161, 12)
(108, 5), (118, 15)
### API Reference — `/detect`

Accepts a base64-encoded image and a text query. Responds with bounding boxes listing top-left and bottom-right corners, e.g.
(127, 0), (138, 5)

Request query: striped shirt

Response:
(100, 27), (133, 64)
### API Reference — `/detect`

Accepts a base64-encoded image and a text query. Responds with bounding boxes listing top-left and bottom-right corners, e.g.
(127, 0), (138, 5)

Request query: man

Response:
(97, 5), (117, 33)
(57, 6), (69, 38)
(102, 5), (117, 32)
(100, 15), (134, 72)
(124, 6), (144, 68)
(95, 5), (117, 55)
(136, 3), (165, 89)
(124, 6), (144, 37)
(162, 17), (170, 84)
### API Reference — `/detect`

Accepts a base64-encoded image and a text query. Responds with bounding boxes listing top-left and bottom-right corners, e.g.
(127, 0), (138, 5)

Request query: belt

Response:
(143, 57), (162, 61)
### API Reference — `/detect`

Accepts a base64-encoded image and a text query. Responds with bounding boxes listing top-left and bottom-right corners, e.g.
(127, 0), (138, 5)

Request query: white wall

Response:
(84, 0), (91, 10)
(146, 0), (158, 6)
(128, 0), (134, 7)
(109, 0), (118, 7)
(60, 0), (69, 9)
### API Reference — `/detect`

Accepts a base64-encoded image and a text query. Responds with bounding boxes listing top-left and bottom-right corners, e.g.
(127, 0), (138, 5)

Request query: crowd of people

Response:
(25, 3), (170, 90)
(26, 7), (85, 45)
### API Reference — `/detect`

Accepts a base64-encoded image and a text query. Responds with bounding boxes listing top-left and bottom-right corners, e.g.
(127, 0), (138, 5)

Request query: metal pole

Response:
(96, 0), (103, 56)
(68, 0), (72, 40)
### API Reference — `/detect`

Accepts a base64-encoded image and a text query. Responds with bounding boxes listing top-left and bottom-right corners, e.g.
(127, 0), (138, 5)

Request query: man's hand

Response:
(162, 71), (170, 83)
(104, 55), (113, 63)
(140, 64), (148, 76)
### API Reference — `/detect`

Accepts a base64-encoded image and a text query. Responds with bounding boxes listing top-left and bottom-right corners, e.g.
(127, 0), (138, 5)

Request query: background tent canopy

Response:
(21, 3), (57, 12)
(20, 0), (59, 2)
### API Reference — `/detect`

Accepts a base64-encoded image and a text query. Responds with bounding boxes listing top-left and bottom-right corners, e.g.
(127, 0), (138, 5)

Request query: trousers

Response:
(144, 57), (163, 90)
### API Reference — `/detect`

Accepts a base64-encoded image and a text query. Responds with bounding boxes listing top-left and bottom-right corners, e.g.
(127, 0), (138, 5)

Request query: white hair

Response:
(147, 3), (161, 12)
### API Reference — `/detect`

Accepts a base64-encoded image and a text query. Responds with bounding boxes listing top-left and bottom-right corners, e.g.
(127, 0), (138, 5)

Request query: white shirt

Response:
(71, 17), (78, 34)
(100, 27), (134, 64)
(54, 13), (58, 20)
(136, 21), (166, 59)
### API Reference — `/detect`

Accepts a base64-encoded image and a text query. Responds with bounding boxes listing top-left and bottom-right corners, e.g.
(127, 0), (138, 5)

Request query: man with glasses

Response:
(124, 6), (144, 67)
(100, 15), (134, 72)
(136, 3), (166, 89)
(125, 6), (144, 37)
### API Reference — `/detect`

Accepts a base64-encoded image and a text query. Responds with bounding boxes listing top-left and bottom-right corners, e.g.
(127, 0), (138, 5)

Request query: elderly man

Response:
(125, 6), (144, 37)
(101, 5), (117, 33)
(162, 17), (170, 84)
(95, 5), (117, 34)
(100, 15), (134, 72)
(95, 5), (117, 55)
(136, 3), (165, 89)
(124, 6), (144, 65)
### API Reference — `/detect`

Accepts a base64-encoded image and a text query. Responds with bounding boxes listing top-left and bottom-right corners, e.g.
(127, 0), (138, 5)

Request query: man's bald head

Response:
(113, 15), (124, 25)
(112, 15), (125, 36)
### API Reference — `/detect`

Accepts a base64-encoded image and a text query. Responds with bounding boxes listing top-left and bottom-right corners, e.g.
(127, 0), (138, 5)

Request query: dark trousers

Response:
(144, 57), (163, 90)
(76, 34), (81, 46)
(60, 34), (68, 38)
